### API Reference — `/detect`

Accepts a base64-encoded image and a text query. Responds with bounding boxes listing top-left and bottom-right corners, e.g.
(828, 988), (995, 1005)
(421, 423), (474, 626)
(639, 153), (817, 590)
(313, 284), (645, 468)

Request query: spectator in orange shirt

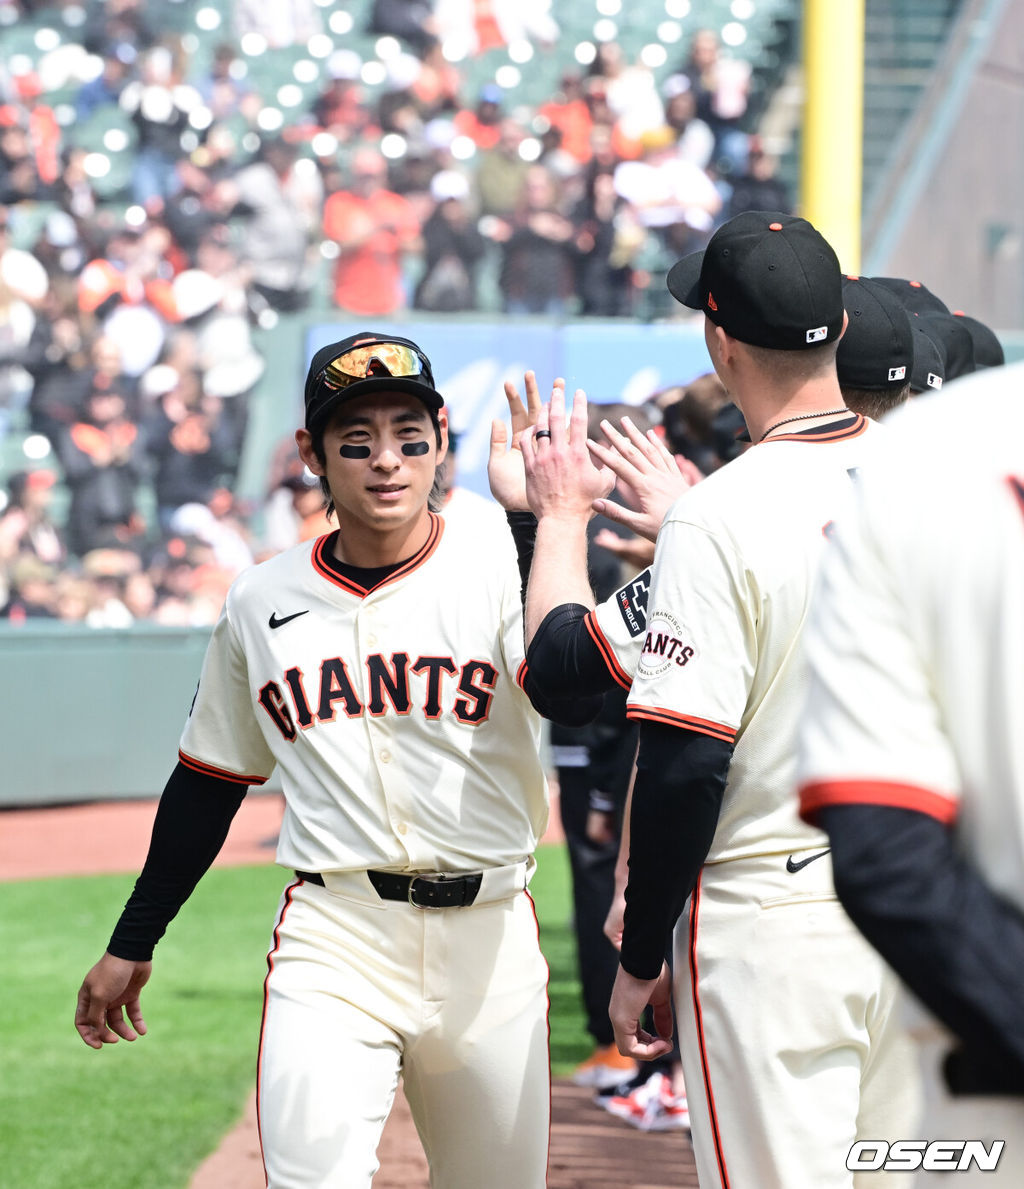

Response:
(452, 85), (506, 151)
(538, 72), (594, 165)
(408, 39), (462, 119)
(323, 146), (422, 315)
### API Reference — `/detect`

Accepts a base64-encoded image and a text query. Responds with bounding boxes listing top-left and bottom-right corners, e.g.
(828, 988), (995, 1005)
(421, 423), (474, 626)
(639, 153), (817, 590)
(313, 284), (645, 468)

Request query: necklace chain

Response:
(758, 408), (849, 444)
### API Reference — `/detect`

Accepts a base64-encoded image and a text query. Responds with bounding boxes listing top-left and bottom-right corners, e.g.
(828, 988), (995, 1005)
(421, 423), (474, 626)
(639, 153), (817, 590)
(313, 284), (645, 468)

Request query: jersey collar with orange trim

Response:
(310, 511), (445, 596)
(759, 413), (867, 444)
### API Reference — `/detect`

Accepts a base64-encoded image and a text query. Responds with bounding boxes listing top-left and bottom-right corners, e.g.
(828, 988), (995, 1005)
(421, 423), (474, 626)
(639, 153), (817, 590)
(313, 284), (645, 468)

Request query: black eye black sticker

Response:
(402, 441), (430, 456)
(339, 444), (371, 459)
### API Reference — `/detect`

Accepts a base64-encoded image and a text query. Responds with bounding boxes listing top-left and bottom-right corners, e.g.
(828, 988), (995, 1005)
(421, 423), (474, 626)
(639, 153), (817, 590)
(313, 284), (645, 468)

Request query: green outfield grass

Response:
(1, 843), (588, 1189)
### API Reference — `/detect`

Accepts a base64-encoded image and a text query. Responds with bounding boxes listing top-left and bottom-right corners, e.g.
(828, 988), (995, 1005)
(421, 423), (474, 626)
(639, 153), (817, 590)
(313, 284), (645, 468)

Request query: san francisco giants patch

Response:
(637, 611), (698, 677)
(614, 569), (651, 638)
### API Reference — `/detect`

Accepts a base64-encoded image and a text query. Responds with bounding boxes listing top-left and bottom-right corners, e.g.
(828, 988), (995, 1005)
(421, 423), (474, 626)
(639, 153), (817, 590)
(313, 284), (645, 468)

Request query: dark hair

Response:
(839, 383), (910, 421)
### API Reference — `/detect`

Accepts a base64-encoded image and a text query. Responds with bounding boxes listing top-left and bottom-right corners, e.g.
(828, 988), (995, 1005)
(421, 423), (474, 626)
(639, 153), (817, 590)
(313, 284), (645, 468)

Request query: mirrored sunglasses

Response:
(319, 342), (428, 391)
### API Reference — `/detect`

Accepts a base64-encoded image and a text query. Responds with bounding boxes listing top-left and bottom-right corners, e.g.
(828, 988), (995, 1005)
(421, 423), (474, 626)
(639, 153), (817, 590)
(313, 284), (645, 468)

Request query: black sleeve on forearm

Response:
(587, 688), (638, 815)
(820, 803), (1024, 1090)
(526, 603), (622, 700)
(521, 665), (603, 727)
(619, 722), (732, 980)
(505, 510), (537, 606)
(107, 762), (248, 962)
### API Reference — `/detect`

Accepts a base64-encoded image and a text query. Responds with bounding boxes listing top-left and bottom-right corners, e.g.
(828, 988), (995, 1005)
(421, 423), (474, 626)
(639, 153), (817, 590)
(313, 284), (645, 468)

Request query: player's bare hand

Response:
(75, 953), (152, 1049)
(488, 371), (559, 511)
(522, 385), (614, 521)
(505, 370), (549, 447)
(593, 527), (656, 569)
(585, 807), (617, 846)
(603, 879), (627, 950)
(609, 962), (675, 1061)
(589, 418), (701, 542)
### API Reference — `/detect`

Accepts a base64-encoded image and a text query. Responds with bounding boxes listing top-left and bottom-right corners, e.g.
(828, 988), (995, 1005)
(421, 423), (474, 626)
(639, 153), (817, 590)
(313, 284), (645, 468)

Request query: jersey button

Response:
(397, 822), (408, 835)
(367, 634), (378, 647)
(380, 749), (391, 763)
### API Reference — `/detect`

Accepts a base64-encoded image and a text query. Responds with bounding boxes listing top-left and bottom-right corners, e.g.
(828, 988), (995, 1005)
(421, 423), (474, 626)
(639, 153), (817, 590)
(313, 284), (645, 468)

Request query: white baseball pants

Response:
(674, 850), (922, 1189)
(257, 871), (550, 1188)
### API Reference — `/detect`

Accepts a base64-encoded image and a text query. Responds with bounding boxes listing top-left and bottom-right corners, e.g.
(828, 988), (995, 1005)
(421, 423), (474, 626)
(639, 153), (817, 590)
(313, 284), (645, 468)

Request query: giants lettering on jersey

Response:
(257, 651), (499, 741)
(637, 611), (698, 677)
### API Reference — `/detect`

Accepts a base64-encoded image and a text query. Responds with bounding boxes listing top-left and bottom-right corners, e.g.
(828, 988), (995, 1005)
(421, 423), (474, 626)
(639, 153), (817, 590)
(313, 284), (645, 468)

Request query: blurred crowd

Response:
(0, 0), (787, 625)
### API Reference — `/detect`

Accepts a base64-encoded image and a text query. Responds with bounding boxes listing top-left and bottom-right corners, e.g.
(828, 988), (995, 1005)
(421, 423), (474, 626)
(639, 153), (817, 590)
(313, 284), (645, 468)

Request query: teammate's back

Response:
(648, 414), (886, 862)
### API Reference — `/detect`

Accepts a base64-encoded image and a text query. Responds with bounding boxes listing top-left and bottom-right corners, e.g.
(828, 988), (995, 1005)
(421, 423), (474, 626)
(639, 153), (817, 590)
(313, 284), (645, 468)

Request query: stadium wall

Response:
(863, 0), (1024, 329)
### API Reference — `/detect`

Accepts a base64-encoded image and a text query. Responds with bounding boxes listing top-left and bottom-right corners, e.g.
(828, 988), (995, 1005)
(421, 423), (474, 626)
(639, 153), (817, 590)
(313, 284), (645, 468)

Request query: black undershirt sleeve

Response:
(819, 803), (1024, 1093)
(505, 510), (537, 606)
(619, 722), (733, 980)
(526, 603), (621, 700)
(520, 665), (602, 727)
(504, 511), (603, 725)
(107, 762), (248, 962)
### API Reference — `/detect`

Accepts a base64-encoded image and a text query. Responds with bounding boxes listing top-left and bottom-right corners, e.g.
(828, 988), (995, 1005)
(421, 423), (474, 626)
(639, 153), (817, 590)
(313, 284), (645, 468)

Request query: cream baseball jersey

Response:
(621, 414), (884, 862)
(799, 369), (1024, 913)
(179, 511), (548, 874)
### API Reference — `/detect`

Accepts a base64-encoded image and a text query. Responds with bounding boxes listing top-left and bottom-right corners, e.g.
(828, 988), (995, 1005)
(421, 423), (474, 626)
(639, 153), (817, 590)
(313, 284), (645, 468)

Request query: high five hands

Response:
(589, 415), (702, 542)
(487, 370), (549, 512)
(520, 384), (615, 520)
(489, 374), (700, 532)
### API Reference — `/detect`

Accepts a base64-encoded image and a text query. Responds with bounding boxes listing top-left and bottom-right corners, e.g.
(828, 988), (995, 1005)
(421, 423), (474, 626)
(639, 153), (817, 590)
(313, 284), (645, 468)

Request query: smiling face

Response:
(295, 391), (448, 565)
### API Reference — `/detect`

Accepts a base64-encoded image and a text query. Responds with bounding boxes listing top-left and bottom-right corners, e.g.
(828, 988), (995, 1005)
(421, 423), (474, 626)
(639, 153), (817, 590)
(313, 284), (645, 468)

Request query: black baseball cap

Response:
(836, 276), (914, 391)
(909, 322), (946, 394)
(304, 331), (444, 432)
(914, 311), (976, 382)
(870, 276), (950, 317)
(666, 211), (844, 350)
(951, 311), (1005, 368)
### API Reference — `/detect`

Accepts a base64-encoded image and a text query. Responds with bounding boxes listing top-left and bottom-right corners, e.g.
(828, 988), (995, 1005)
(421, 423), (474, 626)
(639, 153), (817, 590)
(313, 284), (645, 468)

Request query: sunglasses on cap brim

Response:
(318, 342), (429, 391)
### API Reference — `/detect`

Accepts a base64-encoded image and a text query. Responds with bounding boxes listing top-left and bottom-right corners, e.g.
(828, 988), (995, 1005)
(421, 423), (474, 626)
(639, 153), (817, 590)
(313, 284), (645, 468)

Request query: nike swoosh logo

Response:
(269, 610), (309, 630)
(786, 849), (830, 874)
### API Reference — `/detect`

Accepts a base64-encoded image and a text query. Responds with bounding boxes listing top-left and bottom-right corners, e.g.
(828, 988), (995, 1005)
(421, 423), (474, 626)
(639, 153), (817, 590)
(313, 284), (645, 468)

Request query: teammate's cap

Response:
(666, 211), (844, 351)
(909, 322), (946, 394)
(870, 276), (949, 317)
(836, 276), (914, 392)
(951, 311), (1005, 369)
(914, 310), (976, 382)
(303, 332), (444, 432)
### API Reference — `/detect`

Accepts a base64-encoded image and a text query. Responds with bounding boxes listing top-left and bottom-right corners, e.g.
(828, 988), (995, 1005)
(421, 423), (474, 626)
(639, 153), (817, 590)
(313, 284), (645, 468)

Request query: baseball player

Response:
(797, 362), (1024, 1184)
(836, 275), (914, 420)
(74, 332), (596, 1188)
(515, 213), (921, 1187)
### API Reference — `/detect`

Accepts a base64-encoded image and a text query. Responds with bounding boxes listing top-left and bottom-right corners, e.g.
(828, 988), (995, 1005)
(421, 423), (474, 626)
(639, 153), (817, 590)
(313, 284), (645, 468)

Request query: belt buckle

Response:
(408, 873), (449, 910)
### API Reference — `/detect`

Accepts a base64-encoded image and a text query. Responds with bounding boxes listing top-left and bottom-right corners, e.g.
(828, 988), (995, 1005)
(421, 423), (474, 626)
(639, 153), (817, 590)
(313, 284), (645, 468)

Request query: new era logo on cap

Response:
(666, 212), (844, 352)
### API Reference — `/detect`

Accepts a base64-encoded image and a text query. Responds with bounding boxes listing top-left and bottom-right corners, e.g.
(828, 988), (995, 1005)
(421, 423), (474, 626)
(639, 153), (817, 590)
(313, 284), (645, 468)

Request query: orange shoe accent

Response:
(571, 1044), (638, 1088)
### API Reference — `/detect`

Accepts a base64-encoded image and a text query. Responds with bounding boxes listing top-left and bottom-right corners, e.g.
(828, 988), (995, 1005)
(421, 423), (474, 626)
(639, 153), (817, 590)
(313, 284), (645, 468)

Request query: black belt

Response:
(296, 869), (483, 909)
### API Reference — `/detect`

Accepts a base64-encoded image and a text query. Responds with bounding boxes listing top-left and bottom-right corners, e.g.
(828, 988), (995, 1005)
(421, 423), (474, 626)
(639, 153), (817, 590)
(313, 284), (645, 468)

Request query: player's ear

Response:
(435, 409), (449, 468)
(295, 427), (325, 476)
(837, 309), (850, 342)
(707, 322), (729, 366)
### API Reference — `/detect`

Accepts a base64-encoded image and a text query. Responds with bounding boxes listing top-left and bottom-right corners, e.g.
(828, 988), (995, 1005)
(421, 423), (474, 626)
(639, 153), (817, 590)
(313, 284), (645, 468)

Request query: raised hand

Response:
(487, 370), (554, 511)
(521, 384), (615, 521)
(588, 416), (701, 542)
(593, 527), (656, 569)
